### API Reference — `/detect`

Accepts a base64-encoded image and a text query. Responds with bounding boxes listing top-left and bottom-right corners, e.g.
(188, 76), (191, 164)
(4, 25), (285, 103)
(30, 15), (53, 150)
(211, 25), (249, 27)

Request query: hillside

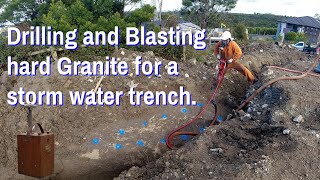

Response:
(223, 13), (289, 28)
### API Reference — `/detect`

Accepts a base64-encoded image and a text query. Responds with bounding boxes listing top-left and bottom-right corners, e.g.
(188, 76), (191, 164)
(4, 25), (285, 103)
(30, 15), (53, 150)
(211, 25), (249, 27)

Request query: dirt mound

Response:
(0, 43), (314, 179)
(116, 58), (320, 180)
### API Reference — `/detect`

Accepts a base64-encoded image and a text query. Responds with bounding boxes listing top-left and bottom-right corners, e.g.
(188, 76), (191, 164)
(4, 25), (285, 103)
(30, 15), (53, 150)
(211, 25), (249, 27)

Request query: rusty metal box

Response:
(17, 124), (54, 178)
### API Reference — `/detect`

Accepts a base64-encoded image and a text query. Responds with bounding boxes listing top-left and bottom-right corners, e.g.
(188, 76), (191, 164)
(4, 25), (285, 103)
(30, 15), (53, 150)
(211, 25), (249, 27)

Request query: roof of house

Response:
(279, 16), (320, 29)
(178, 22), (201, 31)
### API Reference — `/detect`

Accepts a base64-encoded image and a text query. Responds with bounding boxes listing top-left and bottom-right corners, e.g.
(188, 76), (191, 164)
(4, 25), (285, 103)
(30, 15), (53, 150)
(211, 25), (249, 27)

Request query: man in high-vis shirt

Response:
(214, 31), (256, 84)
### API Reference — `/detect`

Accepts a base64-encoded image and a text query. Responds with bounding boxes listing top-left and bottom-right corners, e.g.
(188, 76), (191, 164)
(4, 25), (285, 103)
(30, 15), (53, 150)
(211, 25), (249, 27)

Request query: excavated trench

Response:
(109, 59), (291, 178)
(113, 53), (319, 179)
(85, 71), (251, 179)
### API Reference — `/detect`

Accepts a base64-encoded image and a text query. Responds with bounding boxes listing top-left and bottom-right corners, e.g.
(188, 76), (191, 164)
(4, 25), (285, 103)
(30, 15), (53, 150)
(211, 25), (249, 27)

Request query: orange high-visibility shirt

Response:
(214, 41), (242, 61)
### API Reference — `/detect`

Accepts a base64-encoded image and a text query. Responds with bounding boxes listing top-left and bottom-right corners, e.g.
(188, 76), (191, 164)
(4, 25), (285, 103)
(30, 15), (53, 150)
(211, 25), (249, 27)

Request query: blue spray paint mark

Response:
(118, 129), (125, 135)
(160, 139), (166, 143)
(115, 143), (122, 150)
(217, 116), (223, 123)
(197, 103), (204, 107)
(200, 127), (205, 133)
(137, 140), (145, 147)
(92, 138), (100, 145)
(181, 108), (188, 113)
(162, 114), (168, 119)
(181, 135), (188, 141)
(143, 121), (148, 127)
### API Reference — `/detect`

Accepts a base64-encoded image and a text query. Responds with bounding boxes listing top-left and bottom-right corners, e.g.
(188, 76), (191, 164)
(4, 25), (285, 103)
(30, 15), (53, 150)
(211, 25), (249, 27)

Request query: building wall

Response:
(305, 27), (320, 44)
(276, 22), (320, 44)
(276, 22), (287, 40)
(297, 27), (304, 33)
(276, 23), (281, 38)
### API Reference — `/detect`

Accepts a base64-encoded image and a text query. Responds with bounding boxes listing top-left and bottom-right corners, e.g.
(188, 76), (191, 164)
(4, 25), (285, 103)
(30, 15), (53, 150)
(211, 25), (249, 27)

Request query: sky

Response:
(134, 0), (320, 17)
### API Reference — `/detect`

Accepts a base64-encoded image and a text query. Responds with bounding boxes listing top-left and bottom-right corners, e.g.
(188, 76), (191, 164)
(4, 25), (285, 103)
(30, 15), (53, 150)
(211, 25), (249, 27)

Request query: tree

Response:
(113, 0), (142, 17)
(0, 0), (51, 23)
(297, 32), (308, 42)
(107, 12), (135, 43)
(181, 0), (237, 29)
(162, 13), (180, 28)
(284, 32), (298, 42)
(233, 24), (247, 41)
(68, 0), (93, 30)
(41, 0), (95, 33)
(0, 0), (121, 24)
(315, 14), (320, 21)
(81, 0), (114, 19)
(125, 5), (156, 26)
(41, 1), (74, 32)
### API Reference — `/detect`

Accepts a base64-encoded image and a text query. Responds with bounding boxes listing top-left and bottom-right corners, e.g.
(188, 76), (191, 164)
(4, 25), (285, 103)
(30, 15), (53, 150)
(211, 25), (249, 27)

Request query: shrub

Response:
(297, 32), (308, 42)
(278, 34), (284, 42)
(248, 27), (277, 35)
(284, 32), (298, 42)
(234, 24), (248, 41)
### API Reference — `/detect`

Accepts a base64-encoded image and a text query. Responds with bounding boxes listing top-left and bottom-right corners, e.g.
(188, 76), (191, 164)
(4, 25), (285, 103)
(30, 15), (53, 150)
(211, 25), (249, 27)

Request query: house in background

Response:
(276, 16), (320, 44)
(177, 22), (201, 33)
(145, 19), (201, 33)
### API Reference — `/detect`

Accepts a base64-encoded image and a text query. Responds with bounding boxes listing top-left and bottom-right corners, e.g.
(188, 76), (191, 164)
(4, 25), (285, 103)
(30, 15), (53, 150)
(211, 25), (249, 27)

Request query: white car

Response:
(292, 41), (305, 51)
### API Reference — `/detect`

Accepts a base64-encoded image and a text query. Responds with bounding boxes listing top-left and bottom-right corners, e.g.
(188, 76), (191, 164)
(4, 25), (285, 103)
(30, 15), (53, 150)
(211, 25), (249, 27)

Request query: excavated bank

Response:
(0, 43), (312, 179)
(116, 56), (320, 180)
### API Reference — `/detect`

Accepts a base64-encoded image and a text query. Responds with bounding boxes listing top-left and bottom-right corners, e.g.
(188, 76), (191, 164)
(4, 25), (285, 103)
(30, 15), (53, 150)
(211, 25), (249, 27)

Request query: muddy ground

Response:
(0, 43), (319, 179)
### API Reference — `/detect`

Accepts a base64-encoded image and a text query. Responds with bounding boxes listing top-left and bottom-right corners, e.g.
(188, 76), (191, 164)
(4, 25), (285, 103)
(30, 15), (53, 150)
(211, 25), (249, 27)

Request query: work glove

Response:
(216, 54), (221, 60)
(227, 58), (233, 64)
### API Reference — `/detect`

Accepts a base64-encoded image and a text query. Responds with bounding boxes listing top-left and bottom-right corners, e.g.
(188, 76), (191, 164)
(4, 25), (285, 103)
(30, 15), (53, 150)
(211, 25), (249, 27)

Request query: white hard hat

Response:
(221, 31), (232, 40)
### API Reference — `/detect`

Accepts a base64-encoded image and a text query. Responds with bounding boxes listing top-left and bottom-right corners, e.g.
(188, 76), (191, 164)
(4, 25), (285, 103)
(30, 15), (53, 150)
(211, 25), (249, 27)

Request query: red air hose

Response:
(166, 59), (227, 149)
(166, 56), (320, 149)
(236, 56), (320, 111)
(266, 65), (320, 77)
